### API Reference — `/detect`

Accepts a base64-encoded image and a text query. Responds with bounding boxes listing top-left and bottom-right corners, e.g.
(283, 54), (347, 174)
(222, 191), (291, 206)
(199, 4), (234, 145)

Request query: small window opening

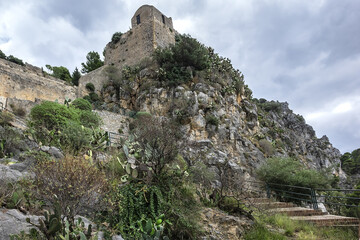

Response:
(136, 14), (141, 25)
(162, 15), (165, 24)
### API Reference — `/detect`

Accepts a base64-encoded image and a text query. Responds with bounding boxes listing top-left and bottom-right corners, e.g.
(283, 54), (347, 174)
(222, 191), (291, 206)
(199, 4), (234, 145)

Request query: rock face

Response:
(95, 65), (343, 183)
(200, 208), (253, 240)
(0, 208), (40, 240)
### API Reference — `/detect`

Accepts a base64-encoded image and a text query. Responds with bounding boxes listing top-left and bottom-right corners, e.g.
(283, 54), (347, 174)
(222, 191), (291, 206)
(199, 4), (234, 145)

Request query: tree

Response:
(81, 51), (104, 73)
(0, 50), (6, 59)
(71, 67), (81, 86)
(46, 64), (72, 83)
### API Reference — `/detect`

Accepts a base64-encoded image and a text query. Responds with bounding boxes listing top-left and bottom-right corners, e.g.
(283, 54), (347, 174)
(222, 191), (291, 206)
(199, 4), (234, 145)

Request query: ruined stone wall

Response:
(0, 59), (77, 107)
(77, 65), (108, 97)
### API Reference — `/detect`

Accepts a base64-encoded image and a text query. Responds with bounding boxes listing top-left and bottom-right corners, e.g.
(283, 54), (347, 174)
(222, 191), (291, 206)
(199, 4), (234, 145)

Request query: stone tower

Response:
(78, 5), (176, 97)
(104, 5), (176, 68)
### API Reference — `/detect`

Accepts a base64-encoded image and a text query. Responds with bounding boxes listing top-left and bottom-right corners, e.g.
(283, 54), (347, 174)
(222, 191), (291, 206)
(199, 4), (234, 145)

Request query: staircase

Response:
(248, 197), (360, 227)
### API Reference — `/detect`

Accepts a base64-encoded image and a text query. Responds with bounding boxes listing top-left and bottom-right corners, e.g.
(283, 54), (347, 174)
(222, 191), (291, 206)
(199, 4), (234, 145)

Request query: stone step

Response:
(290, 215), (360, 226)
(269, 207), (326, 216)
(245, 198), (273, 203)
(253, 201), (296, 209)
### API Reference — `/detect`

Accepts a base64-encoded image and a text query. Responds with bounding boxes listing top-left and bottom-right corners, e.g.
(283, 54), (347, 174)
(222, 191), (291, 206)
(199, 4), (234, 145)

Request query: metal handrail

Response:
(265, 182), (360, 213)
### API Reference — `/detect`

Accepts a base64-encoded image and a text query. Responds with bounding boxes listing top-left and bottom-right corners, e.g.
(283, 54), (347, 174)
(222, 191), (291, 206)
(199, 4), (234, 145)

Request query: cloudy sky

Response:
(1, 0), (359, 153)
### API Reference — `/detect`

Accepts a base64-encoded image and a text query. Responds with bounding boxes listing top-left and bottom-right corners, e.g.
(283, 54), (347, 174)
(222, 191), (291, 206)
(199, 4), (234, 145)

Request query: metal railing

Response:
(265, 182), (360, 215)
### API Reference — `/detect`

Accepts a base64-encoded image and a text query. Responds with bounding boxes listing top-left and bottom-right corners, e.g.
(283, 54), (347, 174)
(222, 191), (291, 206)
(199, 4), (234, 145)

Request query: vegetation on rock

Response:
(81, 51), (104, 73)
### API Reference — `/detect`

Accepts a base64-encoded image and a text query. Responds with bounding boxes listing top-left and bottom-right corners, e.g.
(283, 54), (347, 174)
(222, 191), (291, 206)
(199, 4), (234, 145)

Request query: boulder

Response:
(0, 208), (40, 240)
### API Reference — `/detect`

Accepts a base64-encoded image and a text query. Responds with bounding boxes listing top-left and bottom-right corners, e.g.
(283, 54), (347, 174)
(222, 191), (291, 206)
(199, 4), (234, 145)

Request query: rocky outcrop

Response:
(95, 66), (343, 183)
(0, 208), (40, 240)
(200, 208), (253, 239)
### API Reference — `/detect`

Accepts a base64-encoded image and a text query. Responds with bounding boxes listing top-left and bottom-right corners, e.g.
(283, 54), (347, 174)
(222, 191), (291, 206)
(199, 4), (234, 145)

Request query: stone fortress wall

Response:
(78, 5), (176, 97)
(0, 58), (77, 111)
(0, 5), (174, 113)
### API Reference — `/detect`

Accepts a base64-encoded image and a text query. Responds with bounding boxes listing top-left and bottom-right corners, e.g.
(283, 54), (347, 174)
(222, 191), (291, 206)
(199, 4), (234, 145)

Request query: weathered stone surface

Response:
(200, 208), (253, 240)
(0, 208), (40, 240)
(0, 58), (77, 106)
(0, 164), (26, 182)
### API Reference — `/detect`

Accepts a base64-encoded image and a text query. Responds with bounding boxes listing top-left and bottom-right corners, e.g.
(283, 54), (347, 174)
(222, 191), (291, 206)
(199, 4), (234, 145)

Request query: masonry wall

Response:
(80, 5), (175, 97)
(0, 59), (77, 108)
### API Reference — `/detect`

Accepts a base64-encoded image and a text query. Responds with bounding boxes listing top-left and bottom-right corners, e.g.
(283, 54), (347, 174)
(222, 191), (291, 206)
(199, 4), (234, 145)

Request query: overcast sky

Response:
(1, 0), (359, 153)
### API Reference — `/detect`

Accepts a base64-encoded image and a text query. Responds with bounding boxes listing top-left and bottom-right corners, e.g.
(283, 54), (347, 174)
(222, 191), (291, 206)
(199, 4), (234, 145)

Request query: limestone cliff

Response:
(94, 60), (343, 183)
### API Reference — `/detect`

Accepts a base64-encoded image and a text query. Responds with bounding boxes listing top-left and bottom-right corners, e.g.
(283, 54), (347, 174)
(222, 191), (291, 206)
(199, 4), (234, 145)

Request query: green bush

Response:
(7, 55), (25, 66)
(28, 101), (101, 152)
(154, 34), (210, 87)
(29, 101), (78, 131)
(59, 121), (92, 152)
(205, 115), (219, 127)
(79, 111), (101, 128)
(257, 157), (330, 189)
(85, 83), (95, 92)
(71, 98), (92, 111)
(111, 32), (123, 44)
(0, 49), (6, 59)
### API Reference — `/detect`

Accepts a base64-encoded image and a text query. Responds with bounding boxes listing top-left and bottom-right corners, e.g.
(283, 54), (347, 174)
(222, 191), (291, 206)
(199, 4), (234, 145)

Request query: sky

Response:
(0, 0), (359, 153)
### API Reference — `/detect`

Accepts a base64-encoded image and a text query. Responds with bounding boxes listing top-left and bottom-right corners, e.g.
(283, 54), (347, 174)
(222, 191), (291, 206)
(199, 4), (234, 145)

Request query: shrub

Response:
(89, 92), (100, 102)
(79, 111), (101, 128)
(28, 101), (101, 151)
(6, 55), (25, 66)
(154, 34), (210, 87)
(0, 111), (15, 126)
(29, 101), (78, 131)
(59, 121), (92, 153)
(111, 32), (123, 44)
(33, 155), (106, 225)
(71, 98), (92, 111)
(258, 139), (275, 156)
(85, 82), (95, 92)
(205, 114), (219, 127)
(257, 157), (330, 189)
(0, 49), (6, 59)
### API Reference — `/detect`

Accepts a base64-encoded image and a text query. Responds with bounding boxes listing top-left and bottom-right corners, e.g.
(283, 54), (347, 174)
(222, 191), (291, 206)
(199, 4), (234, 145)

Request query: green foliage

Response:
(0, 49), (6, 59)
(46, 65), (72, 83)
(258, 100), (282, 113)
(111, 32), (123, 44)
(59, 218), (97, 240)
(341, 148), (360, 175)
(27, 202), (62, 239)
(247, 212), (358, 240)
(81, 51), (104, 73)
(29, 101), (78, 131)
(205, 114), (219, 127)
(7, 55), (25, 66)
(85, 83), (95, 92)
(27, 101), (101, 152)
(257, 157), (330, 189)
(244, 223), (287, 240)
(71, 67), (81, 86)
(71, 98), (92, 111)
(154, 34), (209, 87)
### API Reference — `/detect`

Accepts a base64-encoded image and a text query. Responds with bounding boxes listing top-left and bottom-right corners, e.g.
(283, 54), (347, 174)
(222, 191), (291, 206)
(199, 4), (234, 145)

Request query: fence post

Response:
(311, 188), (318, 210)
(266, 183), (271, 199)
